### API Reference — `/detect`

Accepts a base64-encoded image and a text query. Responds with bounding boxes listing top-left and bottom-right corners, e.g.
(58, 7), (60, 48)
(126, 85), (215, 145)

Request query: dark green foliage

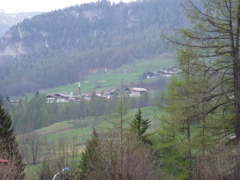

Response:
(35, 91), (40, 97)
(0, 95), (3, 105)
(130, 108), (151, 145)
(5, 95), (10, 102)
(0, 102), (25, 179)
(76, 129), (100, 180)
(130, 108), (150, 136)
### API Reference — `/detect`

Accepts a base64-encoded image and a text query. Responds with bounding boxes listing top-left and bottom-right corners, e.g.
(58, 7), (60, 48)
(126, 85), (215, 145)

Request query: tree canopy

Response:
(158, 0), (240, 178)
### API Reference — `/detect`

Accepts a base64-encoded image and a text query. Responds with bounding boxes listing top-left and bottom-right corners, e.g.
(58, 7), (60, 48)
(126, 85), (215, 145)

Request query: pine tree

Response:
(130, 108), (151, 145)
(0, 102), (25, 179)
(76, 129), (101, 180)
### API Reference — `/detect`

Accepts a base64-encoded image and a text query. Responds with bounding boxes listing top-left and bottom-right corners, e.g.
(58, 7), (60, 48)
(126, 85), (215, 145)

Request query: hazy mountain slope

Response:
(0, 0), (183, 57)
(0, 0), (185, 96)
(0, 10), (40, 38)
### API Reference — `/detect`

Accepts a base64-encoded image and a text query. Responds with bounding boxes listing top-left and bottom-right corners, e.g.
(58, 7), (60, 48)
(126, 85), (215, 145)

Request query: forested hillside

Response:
(0, 0), (185, 96)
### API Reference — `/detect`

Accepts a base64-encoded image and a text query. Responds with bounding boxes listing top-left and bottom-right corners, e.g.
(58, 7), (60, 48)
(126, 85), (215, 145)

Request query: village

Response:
(46, 84), (149, 103)
(142, 65), (180, 79)
(46, 65), (179, 103)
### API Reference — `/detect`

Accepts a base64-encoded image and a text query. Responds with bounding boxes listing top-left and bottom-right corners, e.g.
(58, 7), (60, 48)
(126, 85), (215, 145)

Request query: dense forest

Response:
(0, 0), (184, 96)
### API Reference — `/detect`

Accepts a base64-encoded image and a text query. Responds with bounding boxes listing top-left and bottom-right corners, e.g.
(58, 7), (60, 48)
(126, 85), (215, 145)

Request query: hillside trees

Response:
(38, 137), (78, 180)
(166, 0), (240, 142)
(0, 103), (25, 179)
(158, 0), (240, 178)
(76, 101), (161, 179)
(156, 63), (211, 178)
(76, 129), (101, 180)
(6, 92), (155, 135)
(18, 132), (44, 165)
(9, 93), (56, 133)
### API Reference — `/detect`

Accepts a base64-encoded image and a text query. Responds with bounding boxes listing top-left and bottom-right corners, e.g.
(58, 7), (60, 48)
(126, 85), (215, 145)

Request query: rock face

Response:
(0, 0), (185, 59)
(0, 10), (41, 57)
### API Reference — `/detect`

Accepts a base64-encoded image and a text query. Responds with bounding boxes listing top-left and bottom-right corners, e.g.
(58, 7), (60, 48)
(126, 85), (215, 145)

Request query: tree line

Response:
(4, 91), (157, 135)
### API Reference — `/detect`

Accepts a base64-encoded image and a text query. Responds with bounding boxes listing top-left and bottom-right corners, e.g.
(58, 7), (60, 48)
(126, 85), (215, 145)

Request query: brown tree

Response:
(0, 149), (24, 180)
(193, 143), (240, 179)
(18, 132), (43, 165)
(38, 137), (78, 180)
(96, 131), (161, 180)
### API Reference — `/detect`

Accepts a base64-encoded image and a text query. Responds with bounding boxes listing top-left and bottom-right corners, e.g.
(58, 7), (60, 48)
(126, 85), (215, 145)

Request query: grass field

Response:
(22, 106), (161, 142)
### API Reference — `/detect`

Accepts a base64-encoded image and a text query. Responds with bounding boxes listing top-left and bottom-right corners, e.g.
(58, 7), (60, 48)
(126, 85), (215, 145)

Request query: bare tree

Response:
(38, 137), (79, 180)
(193, 143), (240, 180)
(89, 131), (161, 180)
(0, 148), (25, 180)
(19, 132), (43, 165)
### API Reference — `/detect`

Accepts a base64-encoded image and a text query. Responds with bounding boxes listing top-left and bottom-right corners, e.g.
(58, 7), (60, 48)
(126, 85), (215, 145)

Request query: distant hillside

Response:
(0, 0), (185, 96)
(0, 10), (40, 38)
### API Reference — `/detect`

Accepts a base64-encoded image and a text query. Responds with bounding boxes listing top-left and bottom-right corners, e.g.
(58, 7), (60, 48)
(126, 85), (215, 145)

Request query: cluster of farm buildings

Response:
(46, 66), (180, 103)
(46, 87), (148, 103)
(143, 65), (180, 79)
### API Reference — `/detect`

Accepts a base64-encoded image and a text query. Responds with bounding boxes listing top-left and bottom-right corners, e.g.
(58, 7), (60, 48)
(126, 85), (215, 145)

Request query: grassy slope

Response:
(41, 57), (175, 95)
(23, 107), (161, 143)
(23, 106), (161, 179)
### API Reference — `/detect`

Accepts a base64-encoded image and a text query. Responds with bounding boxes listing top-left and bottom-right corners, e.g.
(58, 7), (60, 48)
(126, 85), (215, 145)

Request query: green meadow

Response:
(41, 57), (176, 95)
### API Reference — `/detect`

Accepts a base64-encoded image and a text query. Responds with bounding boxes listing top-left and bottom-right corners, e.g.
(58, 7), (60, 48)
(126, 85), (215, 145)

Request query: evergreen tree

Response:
(0, 95), (4, 105)
(0, 103), (25, 179)
(5, 95), (10, 103)
(130, 108), (151, 145)
(76, 129), (101, 180)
